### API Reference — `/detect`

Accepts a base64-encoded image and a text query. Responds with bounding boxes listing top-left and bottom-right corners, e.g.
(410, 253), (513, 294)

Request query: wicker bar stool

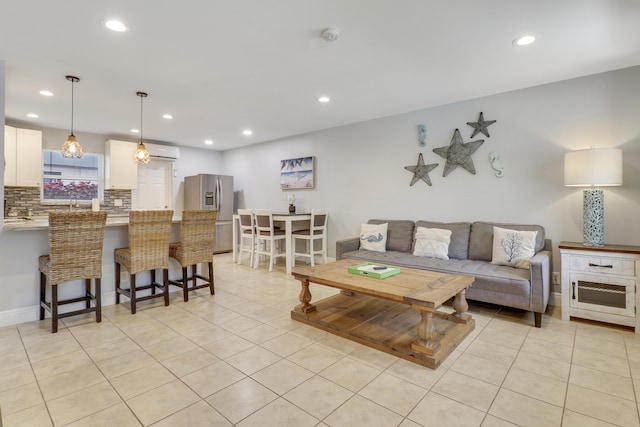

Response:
(169, 209), (217, 302)
(114, 210), (173, 314)
(39, 211), (107, 333)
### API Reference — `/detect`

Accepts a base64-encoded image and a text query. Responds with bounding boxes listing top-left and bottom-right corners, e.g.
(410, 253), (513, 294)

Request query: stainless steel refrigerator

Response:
(184, 174), (234, 253)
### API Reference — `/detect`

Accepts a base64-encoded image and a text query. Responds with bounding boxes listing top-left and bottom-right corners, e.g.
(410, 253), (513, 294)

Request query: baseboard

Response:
(549, 291), (561, 306)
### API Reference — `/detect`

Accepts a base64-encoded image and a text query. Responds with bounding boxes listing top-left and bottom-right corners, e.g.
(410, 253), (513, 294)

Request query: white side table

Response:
(560, 241), (640, 332)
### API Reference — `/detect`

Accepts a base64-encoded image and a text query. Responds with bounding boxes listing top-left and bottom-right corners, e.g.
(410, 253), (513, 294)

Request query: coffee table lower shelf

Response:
(291, 292), (475, 369)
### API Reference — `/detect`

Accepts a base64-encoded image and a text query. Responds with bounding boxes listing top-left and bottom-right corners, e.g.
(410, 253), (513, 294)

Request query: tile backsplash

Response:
(4, 187), (131, 217)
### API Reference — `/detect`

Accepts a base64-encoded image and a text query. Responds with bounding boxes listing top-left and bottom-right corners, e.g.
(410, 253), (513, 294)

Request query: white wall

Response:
(222, 66), (640, 269)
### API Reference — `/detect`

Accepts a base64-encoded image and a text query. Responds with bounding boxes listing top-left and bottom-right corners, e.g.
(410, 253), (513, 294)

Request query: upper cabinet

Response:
(105, 139), (137, 190)
(4, 125), (43, 187)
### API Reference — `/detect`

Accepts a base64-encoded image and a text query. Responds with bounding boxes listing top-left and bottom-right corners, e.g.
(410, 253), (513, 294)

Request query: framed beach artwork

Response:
(280, 156), (315, 189)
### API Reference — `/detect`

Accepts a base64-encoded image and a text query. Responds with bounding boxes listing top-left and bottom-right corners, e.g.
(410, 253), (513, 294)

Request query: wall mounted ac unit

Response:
(144, 142), (180, 160)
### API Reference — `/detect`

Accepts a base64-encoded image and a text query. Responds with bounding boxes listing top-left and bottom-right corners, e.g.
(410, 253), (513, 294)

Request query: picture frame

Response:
(280, 156), (315, 189)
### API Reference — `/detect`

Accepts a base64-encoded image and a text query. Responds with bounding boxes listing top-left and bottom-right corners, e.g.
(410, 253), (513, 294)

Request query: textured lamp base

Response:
(583, 189), (604, 246)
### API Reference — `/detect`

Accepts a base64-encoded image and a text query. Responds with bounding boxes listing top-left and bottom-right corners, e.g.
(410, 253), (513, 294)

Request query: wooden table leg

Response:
(452, 289), (472, 323)
(411, 308), (441, 356)
(295, 278), (316, 313)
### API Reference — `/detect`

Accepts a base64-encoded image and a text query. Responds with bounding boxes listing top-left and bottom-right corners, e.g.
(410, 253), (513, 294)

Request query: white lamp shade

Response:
(564, 148), (622, 187)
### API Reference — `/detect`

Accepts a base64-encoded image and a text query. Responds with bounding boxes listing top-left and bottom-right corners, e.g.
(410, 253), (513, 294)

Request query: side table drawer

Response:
(569, 256), (636, 277)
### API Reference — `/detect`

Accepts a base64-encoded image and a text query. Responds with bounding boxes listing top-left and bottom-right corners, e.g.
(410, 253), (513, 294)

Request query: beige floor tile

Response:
(84, 336), (141, 363)
(39, 363), (106, 401)
(235, 397), (319, 427)
(481, 415), (519, 426)
(284, 375), (353, 420)
(180, 324), (232, 346)
(218, 315), (262, 334)
(286, 343), (344, 373)
(181, 360), (246, 398)
(125, 324), (180, 348)
(489, 388), (563, 427)
(31, 349), (93, 380)
(144, 335), (198, 361)
(521, 335), (573, 362)
(24, 334), (82, 363)
(251, 359), (314, 395)
(409, 391), (485, 427)
(225, 346), (282, 376)
(94, 348), (156, 379)
(237, 323), (286, 344)
(385, 358), (446, 389)
(110, 363), (176, 400)
(19, 328), (73, 349)
(526, 325), (575, 347)
(432, 370), (499, 412)
(486, 317), (532, 336)
(0, 382), (43, 416)
(576, 323), (625, 344)
(205, 377), (277, 423)
(572, 347), (630, 377)
(570, 364), (635, 401)
(126, 379), (200, 426)
(161, 347), (219, 377)
(204, 334), (255, 359)
(575, 334), (628, 359)
(348, 345), (399, 371)
(399, 420), (422, 427)
(152, 400), (231, 427)
(47, 382), (122, 426)
(317, 334), (363, 355)
(513, 349), (571, 382)
(260, 332), (314, 357)
(562, 410), (620, 427)
(1, 403), (53, 427)
(450, 353), (510, 386)
(359, 372), (428, 416)
(565, 383), (640, 427)
(464, 339), (518, 366)
(289, 323), (330, 342)
(65, 402), (142, 427)
(501, 366), (567, 406)
(476, 327), (526, 350)
(0, 365), (36, 394)
(0, 348), (29, 374)
(319, 356), (381, 392)
(324, 394), (404, 427)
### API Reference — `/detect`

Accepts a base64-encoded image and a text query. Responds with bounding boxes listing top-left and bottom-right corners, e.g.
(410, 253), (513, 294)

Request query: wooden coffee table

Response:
(291, 259), (475, 368)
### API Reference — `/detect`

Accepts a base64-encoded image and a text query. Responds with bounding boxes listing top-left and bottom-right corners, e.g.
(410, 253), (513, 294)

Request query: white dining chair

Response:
(237, 209), (256, 267)
(292, 209), (328, 267)
(253, 209), (286, 271)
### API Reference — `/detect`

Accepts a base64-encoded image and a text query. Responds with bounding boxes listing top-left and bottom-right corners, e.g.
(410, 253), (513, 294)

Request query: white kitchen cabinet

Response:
(4, 125), (42, 187)
(560, 241), (640, 332)
(105, 139), (137, 189)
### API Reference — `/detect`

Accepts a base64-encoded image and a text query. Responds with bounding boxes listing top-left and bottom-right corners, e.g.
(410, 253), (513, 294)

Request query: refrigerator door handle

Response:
(216, 177), (222, 211)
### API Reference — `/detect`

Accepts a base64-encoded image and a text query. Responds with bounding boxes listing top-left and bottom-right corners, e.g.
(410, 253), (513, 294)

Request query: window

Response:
(42, 150), (103, 202)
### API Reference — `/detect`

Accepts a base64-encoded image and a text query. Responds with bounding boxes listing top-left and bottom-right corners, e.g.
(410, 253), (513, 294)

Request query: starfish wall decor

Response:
(404, 153), (438, 187)
(466, 112), (496, 138)
(432, 129), (484, 177)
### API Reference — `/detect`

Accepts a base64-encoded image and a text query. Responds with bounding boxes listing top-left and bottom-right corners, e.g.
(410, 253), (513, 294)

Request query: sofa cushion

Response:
(368, 219), (414, 253)
(468, 221), (545, 261)
(413, 227), (451, 260)
(491, 226), (537, 269)
(414, 221), (471, 260)
(360, 223), (387, 252)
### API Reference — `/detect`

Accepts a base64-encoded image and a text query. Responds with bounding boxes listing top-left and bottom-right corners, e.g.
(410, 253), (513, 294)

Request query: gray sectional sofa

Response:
(336, 219), (552, 327)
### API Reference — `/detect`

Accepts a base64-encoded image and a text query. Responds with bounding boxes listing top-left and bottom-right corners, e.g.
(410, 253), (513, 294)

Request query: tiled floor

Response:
(1, 253), (640, 426)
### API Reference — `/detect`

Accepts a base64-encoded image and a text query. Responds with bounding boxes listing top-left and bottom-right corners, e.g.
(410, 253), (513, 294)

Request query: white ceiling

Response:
(1, 0), (640, 151)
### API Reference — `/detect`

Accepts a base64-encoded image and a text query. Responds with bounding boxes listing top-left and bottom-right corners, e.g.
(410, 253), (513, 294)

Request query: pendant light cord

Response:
(140, 93), (143, 143)
(70, 78), (74, 135)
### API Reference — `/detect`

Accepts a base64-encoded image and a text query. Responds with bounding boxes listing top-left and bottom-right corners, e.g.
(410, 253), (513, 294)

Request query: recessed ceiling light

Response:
(131, 128), (140, 133)
(513, 35), (536, 46)
(204, 140), (214, 145)
(26, 113), (39, 118)
(162, 114), (173, 119)
(104, 19), (128, 32)
(318, 96), (330, 103)
(39, 90), (54, 96)
(242, 129), (253, 136)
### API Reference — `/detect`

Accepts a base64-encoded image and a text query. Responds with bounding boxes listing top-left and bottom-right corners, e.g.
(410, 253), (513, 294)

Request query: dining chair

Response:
(114, 210), (173, 314)
(39, 211), (107, 333)
(169, 209), (217, 302)
(237, 209), (256, 267)
(292, 209), (328, 267)
(253, 209), (286, 272)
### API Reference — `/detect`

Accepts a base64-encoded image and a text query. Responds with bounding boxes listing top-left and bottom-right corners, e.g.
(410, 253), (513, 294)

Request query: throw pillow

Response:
(360, 223), (388, 252)
(412, 227), (451, 260)
(491, 226), (537, 269)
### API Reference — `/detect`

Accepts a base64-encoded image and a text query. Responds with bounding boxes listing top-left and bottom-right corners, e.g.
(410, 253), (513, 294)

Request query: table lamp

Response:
(564, 147), (622, 246)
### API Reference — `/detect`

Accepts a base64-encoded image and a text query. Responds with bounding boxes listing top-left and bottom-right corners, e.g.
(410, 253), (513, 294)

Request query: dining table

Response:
(232, 212), (312, 274)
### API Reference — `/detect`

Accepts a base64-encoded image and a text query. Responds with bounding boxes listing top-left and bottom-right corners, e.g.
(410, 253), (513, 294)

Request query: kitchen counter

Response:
(3, 214), (182, 231)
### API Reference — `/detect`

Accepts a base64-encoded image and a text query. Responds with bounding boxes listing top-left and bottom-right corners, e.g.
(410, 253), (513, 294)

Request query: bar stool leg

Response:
(130, 273), (137, 315)
(115, 262), (121, 304)
(163, 269), (169, 306)
(208, 262), (215, 295)
(51, 284), (58, 333)
(85, 279), (91, 309)
(40, 272), (46, 320)
(95, 278), (102, 323)
(151, 269), (157, 295)
(182, 266), (189, 301)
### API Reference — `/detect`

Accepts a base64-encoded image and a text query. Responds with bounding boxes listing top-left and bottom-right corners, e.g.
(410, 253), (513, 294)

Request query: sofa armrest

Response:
(529, 250), (551, 314)
(336, 237), (360, 260)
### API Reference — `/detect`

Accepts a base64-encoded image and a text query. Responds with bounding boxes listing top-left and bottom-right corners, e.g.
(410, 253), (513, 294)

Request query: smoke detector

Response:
(321, 27), (341, 41)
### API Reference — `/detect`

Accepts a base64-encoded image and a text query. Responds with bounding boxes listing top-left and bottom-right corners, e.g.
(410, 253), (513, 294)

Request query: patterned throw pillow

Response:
(491, 226), (537, 269)
(412, 227), (451, 260)
(360, 223), (388, 252)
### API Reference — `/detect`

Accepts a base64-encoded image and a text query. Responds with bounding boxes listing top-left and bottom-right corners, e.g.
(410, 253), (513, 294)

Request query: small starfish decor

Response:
(404, 153), (439, 187)
(466, 112), (496, 138)
(432, 128), (484, 177)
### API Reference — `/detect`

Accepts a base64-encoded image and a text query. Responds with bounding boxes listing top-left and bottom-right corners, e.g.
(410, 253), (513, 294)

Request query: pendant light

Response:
(61, 76), (83, 158)
(134, 91), (150, 164)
